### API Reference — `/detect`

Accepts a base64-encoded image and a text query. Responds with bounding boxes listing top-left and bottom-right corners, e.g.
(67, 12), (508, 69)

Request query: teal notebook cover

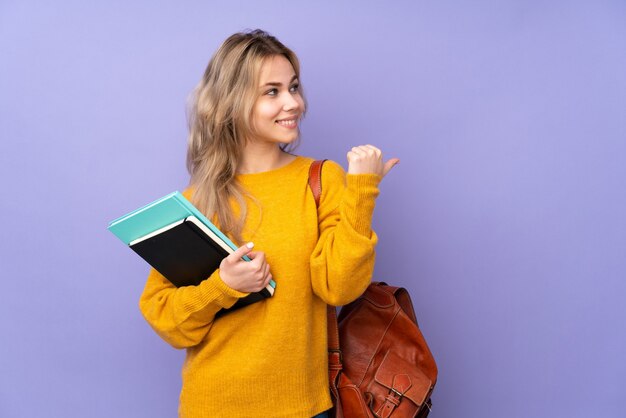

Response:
(108, 191), (264, 268)
(109, 191), (191, 245)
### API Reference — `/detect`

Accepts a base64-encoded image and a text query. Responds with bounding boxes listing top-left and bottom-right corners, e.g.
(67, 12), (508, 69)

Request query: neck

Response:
(238, 142), (293, 174)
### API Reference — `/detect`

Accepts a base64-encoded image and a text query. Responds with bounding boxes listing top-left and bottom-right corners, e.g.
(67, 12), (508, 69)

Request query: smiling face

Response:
(249, 55), (305, 146)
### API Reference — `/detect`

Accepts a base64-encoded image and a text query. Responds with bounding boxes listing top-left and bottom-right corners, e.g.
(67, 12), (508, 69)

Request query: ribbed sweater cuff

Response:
(344, 174), (381, 236)
(183, 271), (249, 314)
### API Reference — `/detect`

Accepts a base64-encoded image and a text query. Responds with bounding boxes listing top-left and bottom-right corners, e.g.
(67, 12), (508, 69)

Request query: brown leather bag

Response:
(309, 160), (438, 418)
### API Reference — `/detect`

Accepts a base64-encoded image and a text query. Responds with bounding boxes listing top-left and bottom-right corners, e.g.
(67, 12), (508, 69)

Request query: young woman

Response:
(139, 29), (398, 418)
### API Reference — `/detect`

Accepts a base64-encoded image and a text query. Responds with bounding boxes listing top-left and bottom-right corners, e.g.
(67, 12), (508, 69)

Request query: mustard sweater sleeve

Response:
(310, 160), (381, 306)
(138, 268), (248, 349)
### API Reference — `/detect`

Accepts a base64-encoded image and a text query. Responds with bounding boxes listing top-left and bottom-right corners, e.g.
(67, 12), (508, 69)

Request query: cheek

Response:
(254, 101), (279, 125)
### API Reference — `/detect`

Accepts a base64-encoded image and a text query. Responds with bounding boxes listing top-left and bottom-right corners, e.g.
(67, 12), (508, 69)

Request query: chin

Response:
(279, 133), (299, 145)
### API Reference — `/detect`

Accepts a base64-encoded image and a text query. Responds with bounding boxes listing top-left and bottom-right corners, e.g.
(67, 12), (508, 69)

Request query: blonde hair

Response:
(186, 29), (304, 243)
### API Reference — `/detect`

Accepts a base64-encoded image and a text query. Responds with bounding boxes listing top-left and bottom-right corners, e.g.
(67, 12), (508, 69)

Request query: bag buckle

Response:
(328, 349), (343, 362)
(390, 388), (404, 399)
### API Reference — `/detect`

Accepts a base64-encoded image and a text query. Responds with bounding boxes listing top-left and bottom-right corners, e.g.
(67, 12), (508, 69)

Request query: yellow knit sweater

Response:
(139, 156), (381, 418)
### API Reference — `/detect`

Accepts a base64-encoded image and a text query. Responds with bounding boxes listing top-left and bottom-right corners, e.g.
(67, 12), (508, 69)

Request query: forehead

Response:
(258, 55), (296, 83)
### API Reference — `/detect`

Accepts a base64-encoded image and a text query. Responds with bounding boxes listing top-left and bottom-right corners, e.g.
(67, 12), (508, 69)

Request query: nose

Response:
(282, 92), (301, 112)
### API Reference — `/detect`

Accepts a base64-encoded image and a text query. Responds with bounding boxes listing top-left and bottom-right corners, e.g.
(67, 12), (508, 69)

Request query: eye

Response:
(265, 88), (278, 96)
(289, 83), (300, 93)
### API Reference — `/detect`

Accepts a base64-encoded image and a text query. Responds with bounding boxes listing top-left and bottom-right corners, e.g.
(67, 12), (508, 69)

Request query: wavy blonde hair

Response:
(186, 29), (304, 243)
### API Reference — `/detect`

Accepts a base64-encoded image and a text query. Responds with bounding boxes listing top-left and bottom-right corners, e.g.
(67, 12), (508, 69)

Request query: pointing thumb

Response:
(382, 158), (400, 178)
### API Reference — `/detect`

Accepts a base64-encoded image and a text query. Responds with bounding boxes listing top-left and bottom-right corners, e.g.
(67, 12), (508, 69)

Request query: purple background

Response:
(1, 1), (625, 417)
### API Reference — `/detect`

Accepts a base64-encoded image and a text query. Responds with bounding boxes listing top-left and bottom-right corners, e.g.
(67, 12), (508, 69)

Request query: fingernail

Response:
(246, 242), (254, 249)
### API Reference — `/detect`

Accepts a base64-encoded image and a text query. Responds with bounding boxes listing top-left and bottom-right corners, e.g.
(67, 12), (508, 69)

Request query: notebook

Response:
(108, 192), (276, 314)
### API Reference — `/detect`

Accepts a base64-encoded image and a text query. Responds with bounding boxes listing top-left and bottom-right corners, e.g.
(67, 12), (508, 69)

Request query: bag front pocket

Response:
(369, 350), (433, 414)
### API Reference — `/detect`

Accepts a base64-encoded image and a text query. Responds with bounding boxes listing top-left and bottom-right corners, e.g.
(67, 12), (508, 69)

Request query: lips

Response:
(276, 118), (298, 128)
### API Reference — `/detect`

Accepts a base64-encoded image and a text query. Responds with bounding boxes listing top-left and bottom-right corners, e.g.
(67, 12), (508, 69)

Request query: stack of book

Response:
(108, 191), (275, 315)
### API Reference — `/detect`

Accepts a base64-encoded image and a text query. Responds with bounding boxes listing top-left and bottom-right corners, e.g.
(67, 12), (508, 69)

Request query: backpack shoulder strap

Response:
(308, 159), (327, 207)
(306, 160), (342, 365)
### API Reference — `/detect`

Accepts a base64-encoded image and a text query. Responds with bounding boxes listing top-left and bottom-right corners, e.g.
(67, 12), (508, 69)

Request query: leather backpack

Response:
(309, 160), (438, 418)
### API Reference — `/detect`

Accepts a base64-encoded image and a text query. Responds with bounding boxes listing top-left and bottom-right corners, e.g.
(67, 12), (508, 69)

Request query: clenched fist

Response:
(347, 144), (399, 179)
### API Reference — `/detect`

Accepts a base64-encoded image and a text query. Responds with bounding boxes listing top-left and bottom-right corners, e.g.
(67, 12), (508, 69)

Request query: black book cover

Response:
(130, 218), (272, 315)
(131, 219), (228, 287)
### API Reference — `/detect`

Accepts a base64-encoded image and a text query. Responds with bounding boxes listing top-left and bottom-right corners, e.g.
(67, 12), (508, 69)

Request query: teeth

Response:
(277, 119), (296, 127)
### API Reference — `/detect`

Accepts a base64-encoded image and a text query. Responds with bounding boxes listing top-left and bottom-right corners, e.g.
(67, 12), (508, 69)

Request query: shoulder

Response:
(319, 159), (346, 186)
(305, 159), (346, 210)
(182, 187), (195, 201)
(299, 157), (346, 187)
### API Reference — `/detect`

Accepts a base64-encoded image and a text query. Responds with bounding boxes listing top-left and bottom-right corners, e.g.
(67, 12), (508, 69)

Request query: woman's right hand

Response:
(347, 144), (399, 179)
(219, 242), (273, 293)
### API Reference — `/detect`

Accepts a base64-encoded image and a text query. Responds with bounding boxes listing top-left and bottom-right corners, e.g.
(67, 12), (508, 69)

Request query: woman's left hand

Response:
(347, 144), (399, 179)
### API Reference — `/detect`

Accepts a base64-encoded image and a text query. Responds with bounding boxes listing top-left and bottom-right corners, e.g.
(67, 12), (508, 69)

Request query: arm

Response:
(309, 160), (382, 306)
(138, 268), (247, 349)
(138, 242), (272, 349)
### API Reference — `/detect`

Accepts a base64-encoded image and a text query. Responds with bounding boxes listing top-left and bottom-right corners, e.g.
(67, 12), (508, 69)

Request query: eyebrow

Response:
(262, 75), (299, 87)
